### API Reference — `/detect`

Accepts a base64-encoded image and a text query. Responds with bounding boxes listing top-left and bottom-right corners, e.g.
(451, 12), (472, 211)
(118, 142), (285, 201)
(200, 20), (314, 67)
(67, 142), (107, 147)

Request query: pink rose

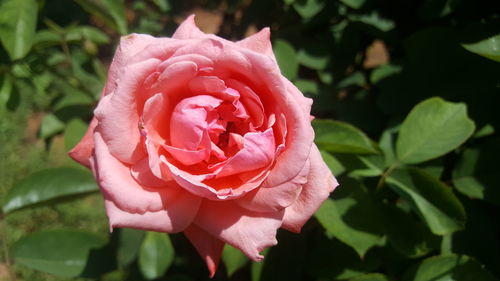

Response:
(70, 15), (338, 277)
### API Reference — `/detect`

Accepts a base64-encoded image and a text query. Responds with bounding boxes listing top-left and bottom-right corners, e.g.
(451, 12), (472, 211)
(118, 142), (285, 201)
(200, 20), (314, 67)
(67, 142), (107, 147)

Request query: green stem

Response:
(376, 160), (400, 191)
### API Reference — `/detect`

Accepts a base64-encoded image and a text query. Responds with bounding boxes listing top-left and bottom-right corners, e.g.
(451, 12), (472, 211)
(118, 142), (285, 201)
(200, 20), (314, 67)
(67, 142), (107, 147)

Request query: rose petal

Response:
(214, 128), (275, 178)
(92, 131), (170, 213)
(236, 159), (310, 213)
(172, 14), (209, 40)
(282, 78), (313, 117)
(69, 117), (98, 168)
(184, 224), (225, 278)
(104, 185), (201, 233)
(169, 95), (223, 150)
(163, 144), (208, 166)
(236, 27), (275, 60)
(130, 158), (168, 188)
(243, 50), (315, 187)
(281, 144), (339, 233)
(94, 59), (161, 164)
(104, 34), (158, 95)
(192, 200), (284, 261)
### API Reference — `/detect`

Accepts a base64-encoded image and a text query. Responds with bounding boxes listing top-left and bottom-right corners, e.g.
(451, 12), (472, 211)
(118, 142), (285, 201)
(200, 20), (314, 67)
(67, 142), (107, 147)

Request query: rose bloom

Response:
(70, 15), (338, 276)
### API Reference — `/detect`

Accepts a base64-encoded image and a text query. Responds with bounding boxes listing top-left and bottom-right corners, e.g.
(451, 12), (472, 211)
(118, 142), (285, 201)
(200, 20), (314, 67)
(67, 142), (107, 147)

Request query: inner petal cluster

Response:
(136, 52), (287, 200)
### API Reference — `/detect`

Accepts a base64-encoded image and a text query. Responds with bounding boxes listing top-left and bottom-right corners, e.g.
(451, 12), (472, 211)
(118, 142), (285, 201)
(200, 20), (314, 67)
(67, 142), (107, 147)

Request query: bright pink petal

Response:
(184, 224), (225, 278)
(162, 144), (208, 166)
(236, 27), (275, 60)
(282, 78), (313, 116)
(281, 144), (338, 233)
(69, 117), (97, 168)
(189, 76), (226, 94)
(215, 128), (275, 178)
(94, 58), (161, 164)
(172, 14), (208, 40)
(236, 159), (310, 213)
(169, 95), (222, 150)
(193, 200), (284, 261)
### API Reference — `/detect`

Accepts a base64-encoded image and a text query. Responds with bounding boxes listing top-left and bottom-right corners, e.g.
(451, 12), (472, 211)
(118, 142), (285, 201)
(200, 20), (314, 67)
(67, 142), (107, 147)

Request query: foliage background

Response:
(1, 0), (499, 280)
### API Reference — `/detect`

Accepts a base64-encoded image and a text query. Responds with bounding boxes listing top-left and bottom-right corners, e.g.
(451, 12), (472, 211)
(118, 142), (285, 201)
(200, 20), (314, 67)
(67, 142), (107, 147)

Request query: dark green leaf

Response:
(337, 72), (366, 89)
(274, 39), (298, 80)
(386, 167), (466, 235)
(138, 232), (174, 280)
(0, 74), (13, 111)
(404, 255), (498, 281)
(2, 167), (98, 213)
(396, 97), (475, 164)
(340, 0), (366, 9)
(0, 0), (38, 60)
(117, 228), (145, 268)
(297, 42), (330, 70)
(313, 119), (378, 154)
(292, 0), (325, 19)
(380, 203), (437, 258)
(452, 138), (500, 204)
(315, 179), (385, 257)
(151, 0), (171, 12)
(295, 79), (319, 96)
(12, 230), (106, 277)
(320, 150), (346, 176)
(74, 0), (127, 34)
(222, 244), (249, 277)
(348, 12), (395, 32)
(419, 0), (461, 20)
(462, 34), (500, 62)
(370, 64), (402, 84)
(350, 273), (389, 281)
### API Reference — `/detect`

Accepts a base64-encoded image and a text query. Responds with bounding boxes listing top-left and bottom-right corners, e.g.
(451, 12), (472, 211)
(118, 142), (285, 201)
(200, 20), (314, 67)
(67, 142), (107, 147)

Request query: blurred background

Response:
(0, 0), (499, 280)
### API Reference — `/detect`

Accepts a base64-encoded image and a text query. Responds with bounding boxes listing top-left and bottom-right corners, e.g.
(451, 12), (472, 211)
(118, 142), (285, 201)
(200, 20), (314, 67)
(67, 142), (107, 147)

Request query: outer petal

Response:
(281, 144), (338, 233)
(94, 58), (161, 164)
(184, 224), (225, 278)
(69, 117), (98, 168)
(172, 14), (208, 40)
(92, 131), (202, 218)
(236, 159), (310, 213)
(236, 27), (276, 60)
(192, 200), (284, 261)
(104, 195), (200, 233)
(104, 34), (158, 95)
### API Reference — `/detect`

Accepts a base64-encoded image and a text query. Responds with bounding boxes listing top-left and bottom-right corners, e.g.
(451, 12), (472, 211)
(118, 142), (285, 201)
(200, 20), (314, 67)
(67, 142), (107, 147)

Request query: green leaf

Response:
(348, 12), (395, 32)
(315, 179), (385, 257)
(151, 0), (171, 12)
(386, 167), (466, 235)
(295, 79), (319, 96)
(117, 228), (145, 268)
(370, 63), (402, 84)
(0, 74), (13, 111)
(396, 97), (475, 164)
(340, 0), (366, 9)
(404, 255), (498, 281)
(274, 39), (298, 80)
(452, 138), (500, 204)
(419, 0), (461, 20)
(39, 113), (65, 139)
(292, 0), (326, 19)
(139, 232), (174, 280)
(462, 33), (500, 62)
(0, 0), (38, 60)
(335, 154), (385, 177)
(222, 244), (249, 277)
(2, 167), (98, 213)
(64, 118), (89, 152)
(12, 230), (106, 277)
(297, 42), (330, 70)
(74, 0), (127, 34)
(350, 273), (389, 281)
(313, 119), (378, 154)
(380, 203), (437, 258)
(337, 72), (366, 89)
(320, 150), (345, 176)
